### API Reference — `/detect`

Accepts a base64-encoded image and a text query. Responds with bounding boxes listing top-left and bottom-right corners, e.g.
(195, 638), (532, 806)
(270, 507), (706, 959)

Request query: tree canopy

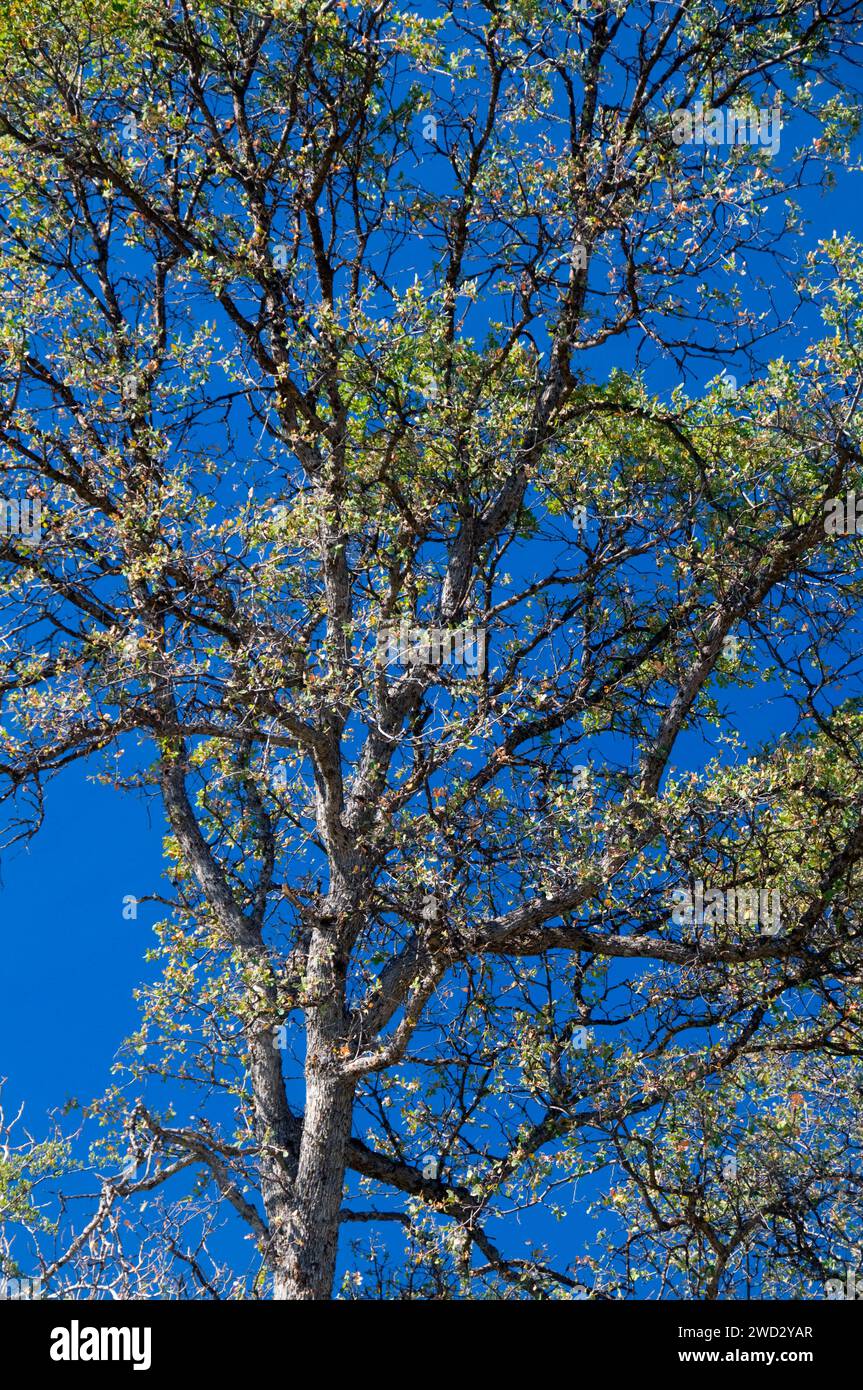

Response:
(1, 0), (863, 1300)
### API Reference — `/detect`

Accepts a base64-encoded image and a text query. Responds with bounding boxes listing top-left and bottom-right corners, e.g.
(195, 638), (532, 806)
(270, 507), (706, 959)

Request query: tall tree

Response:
(1, 0), (863, 1299)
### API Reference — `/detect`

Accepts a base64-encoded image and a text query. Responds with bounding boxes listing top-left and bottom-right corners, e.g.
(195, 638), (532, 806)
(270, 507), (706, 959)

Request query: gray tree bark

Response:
(271, 927), (355, 1300)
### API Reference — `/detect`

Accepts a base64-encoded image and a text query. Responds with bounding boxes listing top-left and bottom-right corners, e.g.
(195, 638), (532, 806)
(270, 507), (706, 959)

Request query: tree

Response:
(1, 0), (863, 1300)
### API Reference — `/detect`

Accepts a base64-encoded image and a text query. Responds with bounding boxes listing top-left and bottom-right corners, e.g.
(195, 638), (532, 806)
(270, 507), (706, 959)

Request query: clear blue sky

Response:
(2, 54), (863, 1293)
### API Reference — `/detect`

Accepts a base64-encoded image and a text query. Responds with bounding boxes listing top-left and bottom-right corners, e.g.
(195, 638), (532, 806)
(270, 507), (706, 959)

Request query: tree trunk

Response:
(274, 1069), (354, 1299)
(247, 1022), (296, 1259)
(271, 926), (355, 1300)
